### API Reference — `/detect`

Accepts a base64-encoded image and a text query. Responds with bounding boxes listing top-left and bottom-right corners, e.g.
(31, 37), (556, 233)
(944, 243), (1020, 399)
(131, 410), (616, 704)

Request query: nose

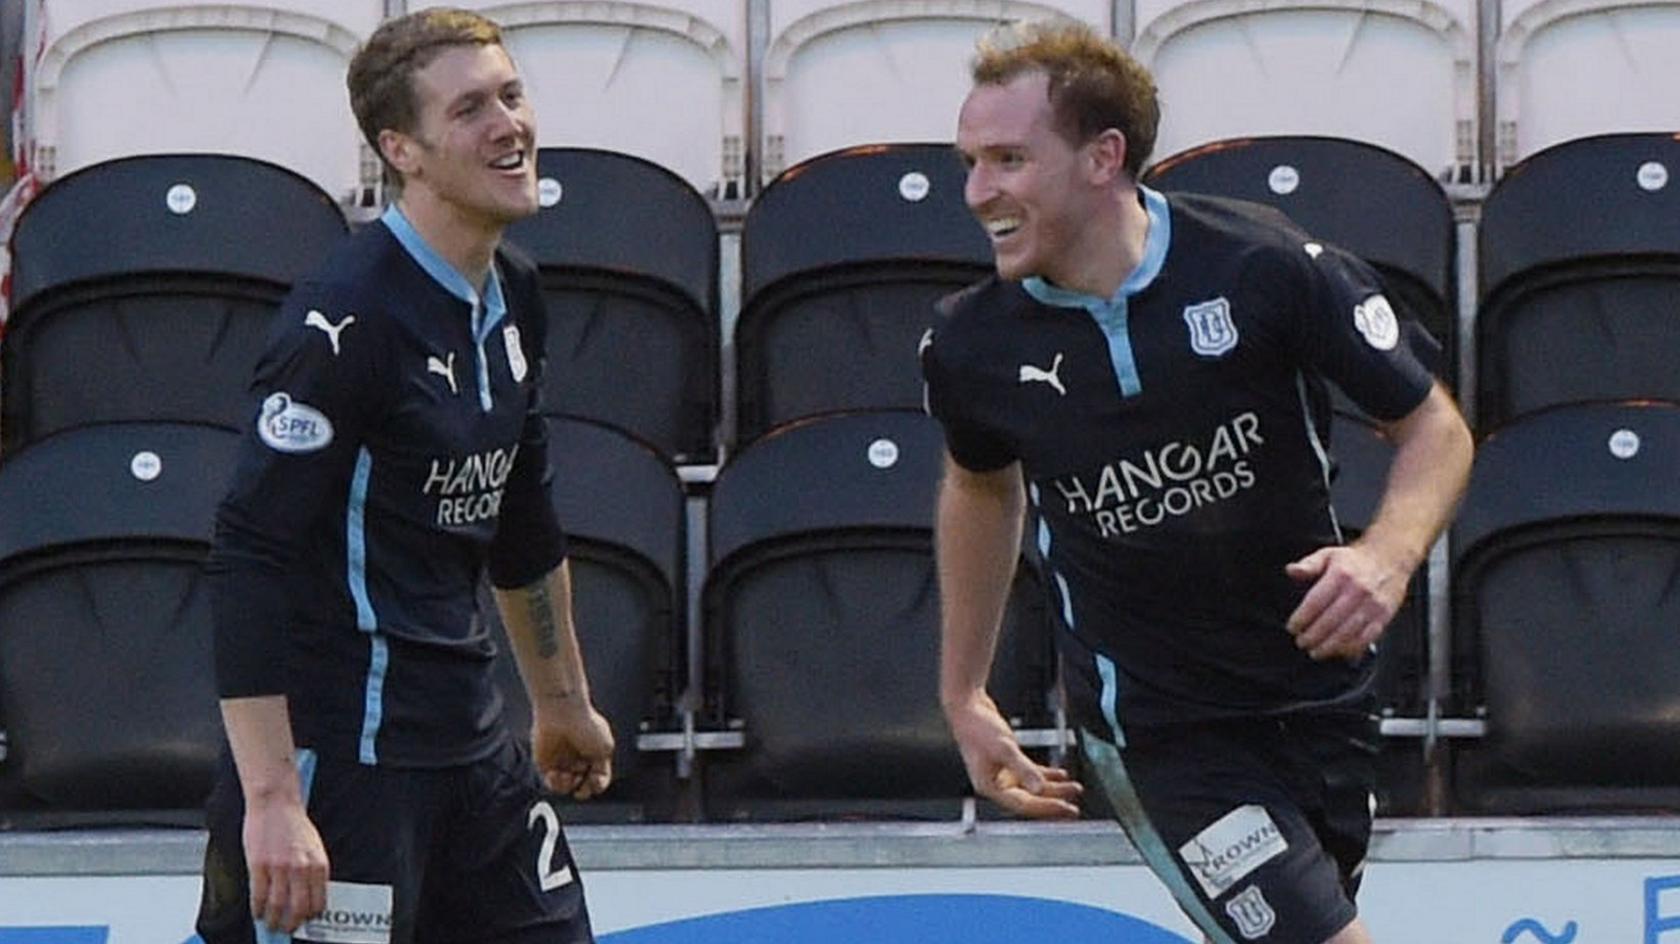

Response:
(964, 161), (992, 212)
(490, 97), (530, 141)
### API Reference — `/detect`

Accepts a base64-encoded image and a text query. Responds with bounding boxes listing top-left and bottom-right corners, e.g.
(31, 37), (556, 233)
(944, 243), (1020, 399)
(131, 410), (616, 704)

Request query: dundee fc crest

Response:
(1183, 297), (1238, 357)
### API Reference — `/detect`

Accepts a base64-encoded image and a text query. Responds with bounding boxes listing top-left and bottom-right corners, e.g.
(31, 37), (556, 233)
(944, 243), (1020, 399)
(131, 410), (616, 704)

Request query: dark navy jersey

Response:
(208, 206), (568, 768)
(921, 187), (1433, 732)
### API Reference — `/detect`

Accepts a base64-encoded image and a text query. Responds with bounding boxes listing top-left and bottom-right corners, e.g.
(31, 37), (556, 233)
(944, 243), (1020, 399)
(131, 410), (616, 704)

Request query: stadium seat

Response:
(449, 0), (747, 197)
(503, 148), (719, 463)
(1132, 0), (1478, 182)
(1451, 401), (1680, 813)
(28, 1), (379, 203)
(1327, 412), (1430, 815)
(1494, 0), (1680, 173)
(1, 153), (346, 454)
(758, 0), (1110, 185)
(0, 422), (241, 814)
(1144, 135), (1457, 382)
(1476, 133), (1680, 432)
(486, 417), (688, 822)
(735, 144), (991, 446)
(701, 410), (1056, 820)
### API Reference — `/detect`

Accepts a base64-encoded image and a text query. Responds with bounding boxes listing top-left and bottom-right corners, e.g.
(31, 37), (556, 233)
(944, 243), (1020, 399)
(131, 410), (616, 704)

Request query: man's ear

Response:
(1087, 128), (1128, 185)
(380, 128), (420, 180)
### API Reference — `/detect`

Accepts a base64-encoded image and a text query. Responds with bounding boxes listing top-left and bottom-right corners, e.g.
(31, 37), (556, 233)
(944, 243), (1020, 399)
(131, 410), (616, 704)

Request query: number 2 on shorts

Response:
(526, 800), (576, 891)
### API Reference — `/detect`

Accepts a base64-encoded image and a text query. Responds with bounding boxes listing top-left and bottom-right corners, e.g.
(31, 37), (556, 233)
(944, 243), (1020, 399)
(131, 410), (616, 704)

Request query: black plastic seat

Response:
(503, 148), (719, 463)
(735, 144), (992, 446)
(0, 422), (241, 814)
(2, 154), (346, 453)
(1451, 401), (1680, 813)
(1477, 133), (1680, 432)
(486, 417), (687, 821)
(1144, 136), (1455, 386)
(701, 410), (1055, 819)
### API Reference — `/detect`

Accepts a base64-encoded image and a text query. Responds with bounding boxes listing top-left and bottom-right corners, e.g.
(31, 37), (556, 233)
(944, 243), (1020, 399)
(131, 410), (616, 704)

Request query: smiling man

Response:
(195, 9), (612, 943)
(921, 19), (1473, 944)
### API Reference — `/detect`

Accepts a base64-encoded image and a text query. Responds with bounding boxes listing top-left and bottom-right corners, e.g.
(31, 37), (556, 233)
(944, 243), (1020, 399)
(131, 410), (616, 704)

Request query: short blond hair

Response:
(972, 19), (1160, 177)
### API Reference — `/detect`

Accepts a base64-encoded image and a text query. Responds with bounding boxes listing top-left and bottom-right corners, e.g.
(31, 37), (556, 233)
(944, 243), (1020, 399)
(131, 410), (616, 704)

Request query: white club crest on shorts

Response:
(1184, 297), (1238, 357)
(1178, 803), (1289, 898)
(503, 324), (528, 382)
(1353, 294), (1400, 351)
(258, 392), (334, 453)
(1225, 884), (1277, 940)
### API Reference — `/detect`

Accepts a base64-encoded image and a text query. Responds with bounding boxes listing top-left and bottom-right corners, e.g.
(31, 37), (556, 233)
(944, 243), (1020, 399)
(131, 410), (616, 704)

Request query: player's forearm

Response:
(1360, 383), (1473, 573)
(493, 560), (594, 713)
(936, 456), (1026, 708)
(220, 695), (306, 805)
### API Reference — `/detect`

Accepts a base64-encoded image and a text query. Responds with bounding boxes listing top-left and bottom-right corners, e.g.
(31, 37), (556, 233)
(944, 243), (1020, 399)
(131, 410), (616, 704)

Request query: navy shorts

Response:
(198, 738), (593, 944)
(1078, 713), (1379, 944)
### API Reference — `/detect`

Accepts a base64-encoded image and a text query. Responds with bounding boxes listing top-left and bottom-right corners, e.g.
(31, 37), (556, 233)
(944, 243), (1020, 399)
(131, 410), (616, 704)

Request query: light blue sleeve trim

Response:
(1094, 653), (1125, 747)
(1027, 484), (1077, 631)
(346, 448), (377, 632)
(359, 635), (389, 766)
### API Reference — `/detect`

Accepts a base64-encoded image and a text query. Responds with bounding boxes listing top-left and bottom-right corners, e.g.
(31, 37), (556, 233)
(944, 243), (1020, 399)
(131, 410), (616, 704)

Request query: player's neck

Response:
(1048, 186), (1150, 300)
(394, 191), (501, 290)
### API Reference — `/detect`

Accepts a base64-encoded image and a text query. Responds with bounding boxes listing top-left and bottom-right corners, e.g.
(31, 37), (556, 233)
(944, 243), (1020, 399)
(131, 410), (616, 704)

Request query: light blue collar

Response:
(1023, 184), (1171, 309)
(381, 204), (506, 342)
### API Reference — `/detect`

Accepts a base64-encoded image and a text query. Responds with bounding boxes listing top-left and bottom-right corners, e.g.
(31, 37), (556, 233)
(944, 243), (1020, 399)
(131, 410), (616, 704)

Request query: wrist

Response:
(940, 685), (989, 714)
(241, 777), (304, 809)
(1353, 530), (1424, 577)
(531, 688), (594, 719)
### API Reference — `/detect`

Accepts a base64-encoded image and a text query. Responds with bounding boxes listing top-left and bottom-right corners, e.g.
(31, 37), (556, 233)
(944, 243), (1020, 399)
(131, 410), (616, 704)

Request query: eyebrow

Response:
(444, 78), (523, 115)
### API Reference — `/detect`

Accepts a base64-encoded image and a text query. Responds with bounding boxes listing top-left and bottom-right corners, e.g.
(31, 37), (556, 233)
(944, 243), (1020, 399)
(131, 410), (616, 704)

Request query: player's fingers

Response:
(1003, 786), (1082, 819)
(1035, 776), (1085, 802)
(284, 864), (315, 933)
(1285, 571), (1342, 634)
(545, 768), (581, 795)
(572, 759), (610, 800)
(1293, 592), (1360, 651)
(1310, 617), (1378, 662)
(258, 867), (289, 931)
(248, 863), (273, 926)
(306, 857), (330, 925)
(1337, 619), (1386, 662)
(1284, 548), (1331, 581)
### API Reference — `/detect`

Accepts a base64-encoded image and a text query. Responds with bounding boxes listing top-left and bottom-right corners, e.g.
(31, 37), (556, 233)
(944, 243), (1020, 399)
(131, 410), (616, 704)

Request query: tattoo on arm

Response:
(525, 581), (560, 659)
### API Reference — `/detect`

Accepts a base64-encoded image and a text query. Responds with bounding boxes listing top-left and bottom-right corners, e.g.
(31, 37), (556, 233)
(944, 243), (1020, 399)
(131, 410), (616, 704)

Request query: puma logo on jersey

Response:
(1019, 354), (1067, 396)
(427, 352), (458, 395)
(305, 309), (356, 356)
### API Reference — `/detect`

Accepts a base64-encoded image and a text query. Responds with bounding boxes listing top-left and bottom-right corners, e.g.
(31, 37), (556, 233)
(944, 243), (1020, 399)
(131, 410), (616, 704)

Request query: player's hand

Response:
(1284, 542), (1412, 662)
(944, 689), (1082, 819)
(533, 694), (615, 800)
(241, 796), (329, 934)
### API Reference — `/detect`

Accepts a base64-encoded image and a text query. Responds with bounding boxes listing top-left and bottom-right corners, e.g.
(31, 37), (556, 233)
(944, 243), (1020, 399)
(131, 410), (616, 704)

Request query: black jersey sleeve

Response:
(206, 284), (392, 698)
(487, 274), (569, 589)
(1290, 244), (1434, 421)
(920, 308), (1017, 473)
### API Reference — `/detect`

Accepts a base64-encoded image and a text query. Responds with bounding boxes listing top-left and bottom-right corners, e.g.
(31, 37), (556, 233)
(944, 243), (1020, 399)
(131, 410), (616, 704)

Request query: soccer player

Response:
(922, 19), (1473, 944)
(196, 9), (612, 942)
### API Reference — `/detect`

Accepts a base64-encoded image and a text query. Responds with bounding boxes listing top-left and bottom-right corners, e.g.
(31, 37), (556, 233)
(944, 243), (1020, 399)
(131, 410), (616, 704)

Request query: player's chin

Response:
(496, 194), (540, 223)
(993, 257), (1031, 282)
